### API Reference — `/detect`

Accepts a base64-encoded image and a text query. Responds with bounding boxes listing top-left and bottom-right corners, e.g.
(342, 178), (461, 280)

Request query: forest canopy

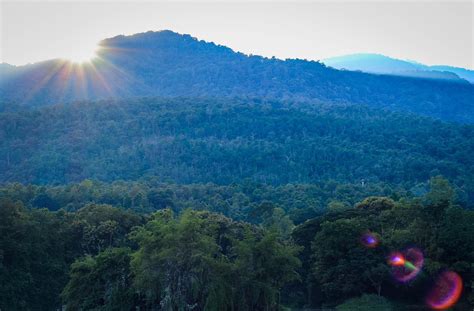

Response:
(0, 177), (473, 310)
(1, 97), (474, 207)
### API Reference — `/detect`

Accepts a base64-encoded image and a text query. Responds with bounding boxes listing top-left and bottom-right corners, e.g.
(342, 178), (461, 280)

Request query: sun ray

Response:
(21, 60), (68, 106)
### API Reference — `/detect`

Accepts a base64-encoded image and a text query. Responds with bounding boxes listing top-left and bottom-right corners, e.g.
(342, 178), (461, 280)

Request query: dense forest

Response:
(1, 31), (473, 123)
(1, 97), (474, 207)
(1, 177), (473, 310)
(2, 30), (474, 311)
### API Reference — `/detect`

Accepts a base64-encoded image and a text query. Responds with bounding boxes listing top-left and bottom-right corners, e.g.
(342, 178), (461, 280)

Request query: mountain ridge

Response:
(323, 53), (474, 83)
(1, 30), (474, 123)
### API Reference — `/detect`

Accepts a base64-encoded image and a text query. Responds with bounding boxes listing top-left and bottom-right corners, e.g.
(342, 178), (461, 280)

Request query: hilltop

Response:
(1, 30), (473, 123)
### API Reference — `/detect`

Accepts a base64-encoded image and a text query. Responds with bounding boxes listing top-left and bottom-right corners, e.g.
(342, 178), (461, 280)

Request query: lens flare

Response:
(388, 252), (405, 266)
(388, 247), (424, 282)
(361, 232), (379, 248)
(426, 271), (463, 310)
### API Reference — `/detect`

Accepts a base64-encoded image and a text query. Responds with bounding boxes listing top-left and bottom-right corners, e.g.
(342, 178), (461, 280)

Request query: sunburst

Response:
(66, 42), (99, 64)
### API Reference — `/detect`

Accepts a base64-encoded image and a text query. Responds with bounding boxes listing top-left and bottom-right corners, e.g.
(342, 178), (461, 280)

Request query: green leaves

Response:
(129, 209), (301, 310)
(311, 218), (386, 302)
(62, 248), (134, 311)
(1, 97), (473, 208)
(1, 180), (472, 310)
(131, 210), (221, 309)
(0, 200), (80, 310)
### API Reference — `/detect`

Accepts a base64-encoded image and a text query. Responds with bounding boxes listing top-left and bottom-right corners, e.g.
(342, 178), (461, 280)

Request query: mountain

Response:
(323, 53), (421, 73)
(1, 30), (474, 123)
(1, 97), (473, 204)
(0, 63), (15, 75)
(430, 65), (474, 84)
(323, 53), (474, 84)
(2, 31), (474, 311)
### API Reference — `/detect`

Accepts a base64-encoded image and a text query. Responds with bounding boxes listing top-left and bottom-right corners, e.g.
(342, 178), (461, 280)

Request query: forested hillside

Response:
(2, 29), (474, 311)
(1, 31), (473, 123)
(1, 177), (473, 309)
(2, 97), (474, 206)
(0, 179), (413, 224)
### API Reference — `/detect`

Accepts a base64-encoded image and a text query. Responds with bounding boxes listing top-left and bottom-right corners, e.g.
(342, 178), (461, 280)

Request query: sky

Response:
(1, 0), (473, 69)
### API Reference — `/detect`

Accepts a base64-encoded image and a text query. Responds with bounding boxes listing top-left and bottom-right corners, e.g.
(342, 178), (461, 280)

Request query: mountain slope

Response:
(430, 65), (474, 84)
(1, 31), (473, 123)
(323, 53), (474, 83)
(1, 97), (473, 204)
(323, 53), (421, 73)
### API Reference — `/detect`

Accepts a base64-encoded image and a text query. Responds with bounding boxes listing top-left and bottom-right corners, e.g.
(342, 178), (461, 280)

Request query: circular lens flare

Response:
(426, 271), (463, 310)
(388, 247), (424, 282)
(361, 232), (379, 248)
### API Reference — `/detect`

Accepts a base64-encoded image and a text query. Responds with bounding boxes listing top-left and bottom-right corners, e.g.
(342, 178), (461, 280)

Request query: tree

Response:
(425, 176), (455, 206)
(355, 197), (395, 212)
(131, 209), (226, 310)
(262, 207), (295, 239)
(32, 192), (59, 210)
(74, 204), (143, 255)
(130, 209), (301, 310)
(231, 229), (301, 310)
(311, 218), (388, 304)
(62, 247), (135, 310)
(0, 200), (81, 310)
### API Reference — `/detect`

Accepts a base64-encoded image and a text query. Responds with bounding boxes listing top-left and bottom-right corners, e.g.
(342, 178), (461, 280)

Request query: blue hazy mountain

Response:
(430, 65), (474, 84)
(323, 53), (474, 84)
(1, 30), (474, 123)
(0, 63), (15, 77)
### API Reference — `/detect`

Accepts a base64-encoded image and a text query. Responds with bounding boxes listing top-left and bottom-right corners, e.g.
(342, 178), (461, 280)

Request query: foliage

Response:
(130, 209), (301, 310)
(0, 180), (411, 224)
(0, 200), (80, 310)
(1, 98), (474, 206)
(293, 179), (474, 308)
(311, 217), (389, 302)
(1, 29), (473, 311)
(61, 247), (135, 310)
(1, 178), (472, 310)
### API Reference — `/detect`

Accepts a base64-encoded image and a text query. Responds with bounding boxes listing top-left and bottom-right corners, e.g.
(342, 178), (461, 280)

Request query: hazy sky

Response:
(1, 0), (473, 69)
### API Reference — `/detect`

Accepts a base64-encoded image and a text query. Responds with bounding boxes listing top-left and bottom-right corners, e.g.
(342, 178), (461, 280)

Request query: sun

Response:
(66, 42), (99, 64)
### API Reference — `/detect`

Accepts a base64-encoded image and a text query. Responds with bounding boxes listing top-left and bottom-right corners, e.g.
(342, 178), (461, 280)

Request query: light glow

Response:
(360, 232), (379, 248)
(66, 42), (99, 64)
(389, 252), (406, 267)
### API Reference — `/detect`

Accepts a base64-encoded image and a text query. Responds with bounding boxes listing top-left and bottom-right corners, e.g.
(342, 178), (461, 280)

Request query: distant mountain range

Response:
(1, 30), (473, 123)
(323, 53), (474, 84)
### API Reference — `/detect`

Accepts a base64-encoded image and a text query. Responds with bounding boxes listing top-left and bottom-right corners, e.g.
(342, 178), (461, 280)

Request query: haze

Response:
(1, 0), (473, 69)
